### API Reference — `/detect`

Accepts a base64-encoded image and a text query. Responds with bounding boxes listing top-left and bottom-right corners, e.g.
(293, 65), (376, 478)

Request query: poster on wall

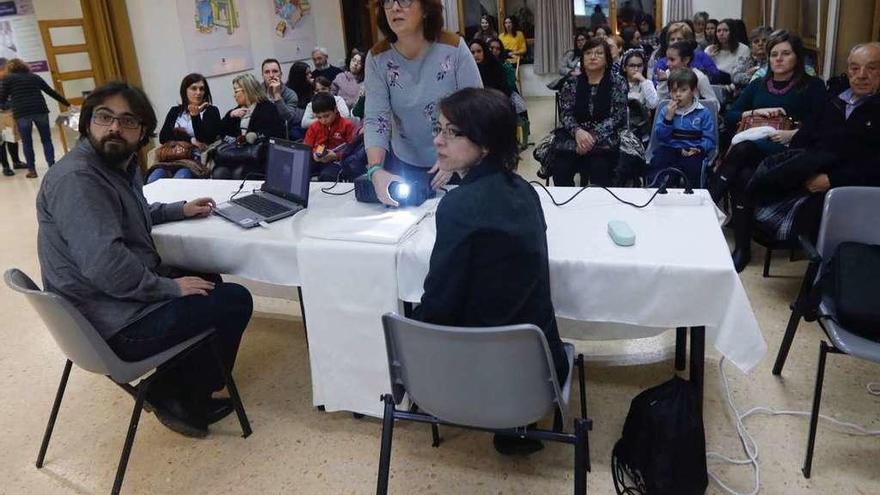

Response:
(0, 0), (47, 73)
(177, 0), (254, 78)
(270, 0), (316, 63)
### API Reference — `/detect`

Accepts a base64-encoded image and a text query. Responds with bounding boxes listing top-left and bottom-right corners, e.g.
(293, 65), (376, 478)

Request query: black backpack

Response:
(612, 376), (708, 495)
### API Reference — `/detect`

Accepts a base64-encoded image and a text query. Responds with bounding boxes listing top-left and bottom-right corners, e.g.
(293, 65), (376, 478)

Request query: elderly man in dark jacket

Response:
(751, 42), (880, 242)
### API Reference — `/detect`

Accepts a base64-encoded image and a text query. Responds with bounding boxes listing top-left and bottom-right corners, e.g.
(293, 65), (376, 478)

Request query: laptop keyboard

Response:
(231, 195), (293, 218)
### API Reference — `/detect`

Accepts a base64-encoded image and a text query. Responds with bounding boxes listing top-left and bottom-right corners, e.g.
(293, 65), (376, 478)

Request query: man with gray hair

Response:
(311, 46), (342, 81)
(752, 42), (880, 243)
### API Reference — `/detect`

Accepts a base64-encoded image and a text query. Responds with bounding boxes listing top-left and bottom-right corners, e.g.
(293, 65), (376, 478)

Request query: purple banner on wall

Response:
(0, 1), (16, 17)
(27, 60), (47, 72)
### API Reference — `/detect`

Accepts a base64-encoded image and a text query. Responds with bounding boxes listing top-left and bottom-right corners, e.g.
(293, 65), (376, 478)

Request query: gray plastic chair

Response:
(377, 313), (590, 495)
(767, 187), (880, 477)
(4, 268), (252, 494)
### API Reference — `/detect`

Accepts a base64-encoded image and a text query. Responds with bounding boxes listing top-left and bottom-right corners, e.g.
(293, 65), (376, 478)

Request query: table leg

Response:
(675, 327), (687, 371)
(297, 286), (309, 347)
(689, 326), (706, 414)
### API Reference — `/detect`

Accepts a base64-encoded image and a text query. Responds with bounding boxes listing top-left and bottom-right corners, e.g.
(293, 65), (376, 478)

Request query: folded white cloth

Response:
(731, 125), (776, 146)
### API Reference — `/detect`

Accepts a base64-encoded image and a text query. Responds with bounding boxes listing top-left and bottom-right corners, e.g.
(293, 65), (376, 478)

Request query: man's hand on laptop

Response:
(184, 197), (216, 218)
(175, 276), (215, 296)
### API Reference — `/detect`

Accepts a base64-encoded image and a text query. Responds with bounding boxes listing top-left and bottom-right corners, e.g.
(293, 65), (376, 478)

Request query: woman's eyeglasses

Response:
(432, 124), (465, 140)
(92, 111), (141, 130)
(383, 0), (414, 8)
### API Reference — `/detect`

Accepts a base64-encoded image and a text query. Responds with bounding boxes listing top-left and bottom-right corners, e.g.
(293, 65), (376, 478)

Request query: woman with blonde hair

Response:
(220, 73), (284, 139)
(0, 58), (70, 178)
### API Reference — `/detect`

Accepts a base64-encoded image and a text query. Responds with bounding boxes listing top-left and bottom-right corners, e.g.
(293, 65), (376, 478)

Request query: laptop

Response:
(214, 138), (311, 228)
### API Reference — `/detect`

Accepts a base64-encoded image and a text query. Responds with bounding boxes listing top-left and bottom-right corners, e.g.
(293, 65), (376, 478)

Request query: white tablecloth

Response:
(144, 181), (766, 417)
(400, 187), (766, 373)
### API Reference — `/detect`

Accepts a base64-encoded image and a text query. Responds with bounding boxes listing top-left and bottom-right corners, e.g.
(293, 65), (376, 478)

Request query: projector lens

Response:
(392, 182), (411, 199)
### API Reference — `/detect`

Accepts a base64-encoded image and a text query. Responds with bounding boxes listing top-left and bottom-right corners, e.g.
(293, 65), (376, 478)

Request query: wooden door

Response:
(37, 19), (96, 108)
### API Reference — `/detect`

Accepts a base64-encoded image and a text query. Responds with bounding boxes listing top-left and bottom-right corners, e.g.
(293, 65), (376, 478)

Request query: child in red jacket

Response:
(303, 92), (357, 181)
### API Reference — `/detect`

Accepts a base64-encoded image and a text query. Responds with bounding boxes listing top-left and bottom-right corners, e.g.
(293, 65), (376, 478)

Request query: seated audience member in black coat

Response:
(215, 73), (284, 180)
(159, 73), (221, 145)
(413, 87), (568, 456)
(754, 42), (880, 243)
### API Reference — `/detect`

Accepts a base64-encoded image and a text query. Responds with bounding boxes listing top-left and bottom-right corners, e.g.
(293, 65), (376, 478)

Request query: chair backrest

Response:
(4, 269), (123, 377)
(817, 187), (880, 258)
(382, 313), (563, 430)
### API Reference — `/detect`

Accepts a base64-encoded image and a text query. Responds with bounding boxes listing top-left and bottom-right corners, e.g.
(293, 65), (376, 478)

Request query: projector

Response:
(354, 173), (435, 207)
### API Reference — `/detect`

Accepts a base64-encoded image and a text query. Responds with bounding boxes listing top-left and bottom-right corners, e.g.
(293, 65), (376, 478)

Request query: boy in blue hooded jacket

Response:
(649, 68), (716, 187)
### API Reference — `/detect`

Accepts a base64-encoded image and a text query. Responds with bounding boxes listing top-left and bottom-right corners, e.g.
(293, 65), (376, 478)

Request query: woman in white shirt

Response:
(705, 19), (751, 80)
(301, 76), (350, 128)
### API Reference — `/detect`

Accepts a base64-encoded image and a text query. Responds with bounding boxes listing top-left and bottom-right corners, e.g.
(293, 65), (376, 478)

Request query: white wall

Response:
(126, 0), (346, 123)
(684, 1), (742, 22)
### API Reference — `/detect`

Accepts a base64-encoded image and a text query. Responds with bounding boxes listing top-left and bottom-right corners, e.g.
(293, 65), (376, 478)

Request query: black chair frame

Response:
(36, 333), (252, 495)
(376, 354), (591, 495)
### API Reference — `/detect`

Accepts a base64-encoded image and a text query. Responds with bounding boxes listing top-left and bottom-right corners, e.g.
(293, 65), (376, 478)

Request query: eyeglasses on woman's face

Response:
(383, 0), (414, 8)
(431, 124), (465, 140)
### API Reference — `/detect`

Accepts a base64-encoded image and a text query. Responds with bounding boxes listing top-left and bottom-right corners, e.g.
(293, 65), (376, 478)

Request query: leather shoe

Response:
(147, 394), (209, 438)
(2, 168), (12, 176)
(493, 433), (545, 456)
(204, 398), (235, 424)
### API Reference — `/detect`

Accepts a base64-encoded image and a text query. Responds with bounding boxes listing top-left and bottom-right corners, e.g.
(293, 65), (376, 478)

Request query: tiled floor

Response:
(0, 106), (877, 494)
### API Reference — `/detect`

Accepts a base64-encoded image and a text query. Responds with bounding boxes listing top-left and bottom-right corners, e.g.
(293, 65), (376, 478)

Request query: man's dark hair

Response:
(377, 0), (444, 43)
(668, 67), (698, 90)
(311, 92), (337, 115)
(581, 37), (614, 72)
(438, 87), (519, 172)
(668, 40), (697, 65)
(707, 19), (718, 27)
(178, 73), (212, 106)
(261, 58), (282, 73)
(79, 82), (157, 147)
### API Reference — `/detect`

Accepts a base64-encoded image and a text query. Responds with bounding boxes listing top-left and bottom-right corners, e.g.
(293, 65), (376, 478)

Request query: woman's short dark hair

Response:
(287, 61), (314, 104)
(377, 0), (444, 43)
(314, 76), (333, 89)
(764, 30), (810, 88)
(79, 82), (157, 147)
(179, 73), (212, 106)
(311, 92), (337, 114)
(438, 87), (519, 172)
(668, 40), (697, 65)
(487, 37), (509, 59)
(581, 37), (613, 72)
(707, 18), (718, 27)
(503, 15), (520, 35)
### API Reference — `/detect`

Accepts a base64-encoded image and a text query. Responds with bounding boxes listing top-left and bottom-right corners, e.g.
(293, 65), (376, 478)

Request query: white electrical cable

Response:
(706, 357), (880, 495)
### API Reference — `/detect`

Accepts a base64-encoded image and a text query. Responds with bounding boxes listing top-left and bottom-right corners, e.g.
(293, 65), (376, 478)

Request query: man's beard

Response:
(89, 133), (138, 165)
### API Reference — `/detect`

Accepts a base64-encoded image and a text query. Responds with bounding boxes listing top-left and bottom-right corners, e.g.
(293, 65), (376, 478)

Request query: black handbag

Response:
(822, 242), (880, 340)
(212, 139), (268, 171)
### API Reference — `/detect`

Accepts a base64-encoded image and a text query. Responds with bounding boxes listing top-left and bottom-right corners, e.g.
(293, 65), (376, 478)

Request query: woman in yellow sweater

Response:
(499, 16), (527, 61)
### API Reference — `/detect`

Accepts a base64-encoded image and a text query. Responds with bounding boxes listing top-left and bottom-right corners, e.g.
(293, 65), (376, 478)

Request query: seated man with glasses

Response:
(35, 82), (254, 438)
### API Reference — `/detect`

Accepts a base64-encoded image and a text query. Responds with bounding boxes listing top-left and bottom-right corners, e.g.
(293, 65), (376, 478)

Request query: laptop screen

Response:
(263, 138), (311, 206)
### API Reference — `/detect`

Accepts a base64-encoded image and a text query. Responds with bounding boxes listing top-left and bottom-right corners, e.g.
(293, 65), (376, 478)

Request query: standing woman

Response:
(0, 58), (69, 178)
(555, 38), (627, 187)
(499, 15), (527, 62)
(363, 0), (482, 206)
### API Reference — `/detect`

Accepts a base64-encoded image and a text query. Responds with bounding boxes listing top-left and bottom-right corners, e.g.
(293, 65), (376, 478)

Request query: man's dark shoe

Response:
(204, 397), (235, 424)
(2, 167), (12, 176)
(12, 161), (27, 170)
(493, 433), (545, 456)
(148, 394), (209, 438)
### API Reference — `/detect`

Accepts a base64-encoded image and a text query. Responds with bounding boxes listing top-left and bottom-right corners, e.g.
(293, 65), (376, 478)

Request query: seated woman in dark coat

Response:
(214, 73), (284, 179)
(414, 87), (568, 456)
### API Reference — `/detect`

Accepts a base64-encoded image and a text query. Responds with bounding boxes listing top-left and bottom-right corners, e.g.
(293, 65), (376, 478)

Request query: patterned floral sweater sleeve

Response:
(559, 77), (580, 138)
